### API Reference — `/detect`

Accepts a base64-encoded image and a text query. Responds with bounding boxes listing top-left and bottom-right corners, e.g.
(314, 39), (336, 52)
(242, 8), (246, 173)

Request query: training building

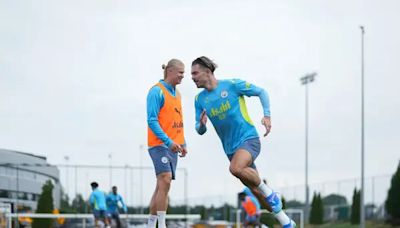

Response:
(0, 148), (61, 211)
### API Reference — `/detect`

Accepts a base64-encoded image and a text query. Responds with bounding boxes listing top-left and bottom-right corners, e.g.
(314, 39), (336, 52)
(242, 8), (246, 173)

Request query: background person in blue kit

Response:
(239, 190), (262, 227)
(89, 182), (110, 228)
(106, 186), (127, 228)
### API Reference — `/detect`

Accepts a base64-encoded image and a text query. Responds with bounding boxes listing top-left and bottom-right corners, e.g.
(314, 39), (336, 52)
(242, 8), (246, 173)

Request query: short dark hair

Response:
(192, 56), (218, 73)
(90, 182), (98, 188)
(238, 192), (246, 201)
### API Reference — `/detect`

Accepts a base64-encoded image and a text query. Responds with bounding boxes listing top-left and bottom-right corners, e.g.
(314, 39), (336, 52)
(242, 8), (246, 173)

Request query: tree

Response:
(309, 192), (324, 224)
(322, 194), (347, 206)
(59, 190), (75, 213)
(351, 188), (360, 224)
(285, 200), (304, 208)
(385, 161), (400, 225)
(71, 194), (89, 213)
(32, 180), (54, 228)
(316, 193), (324, 224)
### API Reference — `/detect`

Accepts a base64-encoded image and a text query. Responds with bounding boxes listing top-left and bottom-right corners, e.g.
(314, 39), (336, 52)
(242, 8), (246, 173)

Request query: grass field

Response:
(302, 221), (398, 228)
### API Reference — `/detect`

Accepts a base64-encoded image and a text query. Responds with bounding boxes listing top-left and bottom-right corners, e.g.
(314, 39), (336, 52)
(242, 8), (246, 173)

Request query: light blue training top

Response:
(195, 79), (270, 155)
(89, 188), (107, 211)
(106, 192), (127, 213)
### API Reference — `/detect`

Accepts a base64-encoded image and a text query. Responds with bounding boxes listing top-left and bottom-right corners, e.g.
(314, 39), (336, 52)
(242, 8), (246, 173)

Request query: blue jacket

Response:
(106, 193), (127, 213)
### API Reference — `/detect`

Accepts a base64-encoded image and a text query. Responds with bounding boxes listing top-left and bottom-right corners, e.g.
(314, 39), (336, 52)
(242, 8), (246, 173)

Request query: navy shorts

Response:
(93, 210), (106, 219)
(107, 210), (120, 218)
(245, 214), (261, 223)
(149, 146), (178, 180)
(227, 138), (261, 169)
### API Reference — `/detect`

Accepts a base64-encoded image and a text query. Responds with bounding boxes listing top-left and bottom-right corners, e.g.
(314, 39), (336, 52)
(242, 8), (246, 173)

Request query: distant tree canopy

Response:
(385, 161), (400, 225)
(285, 200), (304, 208)
(32, 180), (54, 228)
(351, 188), (361, 224)
(323, 194), (347, 206)
(309, 192), (324, 225)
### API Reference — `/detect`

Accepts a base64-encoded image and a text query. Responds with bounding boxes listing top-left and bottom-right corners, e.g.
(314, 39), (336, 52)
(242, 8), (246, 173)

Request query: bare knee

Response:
(229, 165), (243, 178)
(157, 173), (172, 192)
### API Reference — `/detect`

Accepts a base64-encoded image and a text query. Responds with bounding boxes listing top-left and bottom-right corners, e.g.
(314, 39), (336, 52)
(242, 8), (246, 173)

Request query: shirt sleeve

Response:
(118, 195), (127, 211)
(146, 86), (174, 147)
(89, 193), (94, 205)
(232, 79), (271, 117)
(194, 94), (207, 135)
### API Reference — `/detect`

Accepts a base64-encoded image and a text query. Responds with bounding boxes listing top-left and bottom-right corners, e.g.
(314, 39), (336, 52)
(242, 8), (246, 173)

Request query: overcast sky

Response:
(1, 0), (399, 207)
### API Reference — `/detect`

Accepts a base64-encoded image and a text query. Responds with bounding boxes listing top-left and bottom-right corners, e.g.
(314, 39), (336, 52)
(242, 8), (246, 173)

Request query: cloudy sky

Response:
(1, 0), (399, 207)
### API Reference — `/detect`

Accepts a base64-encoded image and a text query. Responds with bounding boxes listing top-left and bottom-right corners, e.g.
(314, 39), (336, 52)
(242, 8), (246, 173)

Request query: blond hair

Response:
(162, 59), (184, 79)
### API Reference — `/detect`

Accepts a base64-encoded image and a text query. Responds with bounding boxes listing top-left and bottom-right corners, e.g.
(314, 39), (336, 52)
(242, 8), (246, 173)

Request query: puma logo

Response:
(174, 108), (181, 116)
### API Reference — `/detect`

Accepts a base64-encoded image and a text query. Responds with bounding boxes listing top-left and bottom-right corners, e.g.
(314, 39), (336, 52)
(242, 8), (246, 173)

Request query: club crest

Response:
(221, 90), (228, 98)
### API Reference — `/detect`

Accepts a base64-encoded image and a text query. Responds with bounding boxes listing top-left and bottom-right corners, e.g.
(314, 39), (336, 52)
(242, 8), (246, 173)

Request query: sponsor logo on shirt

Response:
(174, 108), (181, 116)
(172, 121), (184, 128)
(210, 100), (231, 120)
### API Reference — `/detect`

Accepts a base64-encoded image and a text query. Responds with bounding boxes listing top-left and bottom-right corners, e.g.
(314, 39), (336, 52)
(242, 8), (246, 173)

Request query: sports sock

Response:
(257, 180), (273, 197)
(147, 214), (157, 228)
(157, 211), (167, 228)
(274, 210), (291, 226)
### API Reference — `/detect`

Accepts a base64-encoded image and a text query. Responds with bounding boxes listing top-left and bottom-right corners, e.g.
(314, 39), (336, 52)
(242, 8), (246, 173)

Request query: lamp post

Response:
(64, 156), (69, 197)
(300, 72), (317, 222)
(360, 25), (366, 228)
(108, 153), (112, 187)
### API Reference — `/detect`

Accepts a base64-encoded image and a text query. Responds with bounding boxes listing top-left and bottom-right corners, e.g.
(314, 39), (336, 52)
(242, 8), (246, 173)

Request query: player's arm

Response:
(233, 79), (271, 136)
(147, 87), (175, 148)
(194, 95), (207, 135)
(178, 139), (188, 157)
(89, 193), (95, 207)
(179, 104), (188, 157)
(118, 195), (128, 212)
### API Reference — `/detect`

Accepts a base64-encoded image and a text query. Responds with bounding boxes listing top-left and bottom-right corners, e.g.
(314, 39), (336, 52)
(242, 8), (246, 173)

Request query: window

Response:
(0, 190), (8, 198)
(0, 167), (6, 175)
(5, 167), (16, 177)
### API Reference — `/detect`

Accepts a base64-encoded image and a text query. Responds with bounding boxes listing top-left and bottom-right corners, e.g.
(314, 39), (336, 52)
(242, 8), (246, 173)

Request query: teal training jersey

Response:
(195, 79), (270, 155)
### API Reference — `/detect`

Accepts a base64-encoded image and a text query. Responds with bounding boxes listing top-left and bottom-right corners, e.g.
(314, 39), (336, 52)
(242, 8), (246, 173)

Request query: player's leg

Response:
(149, 185), (158, 214)
(147, 186), (158, 228)
(114, 213), (121, 228)
(153, 147), (177, 228)
(229, 148), (260, 186)
(101, 210), (110, 227)
(105, 212), (112, 228)
(93, 210), (100, 228)
(155, 172), (171, 228)
(147, 146), (172, 228)
(230, 139), (295, 227)
(155, 172), (172, 210)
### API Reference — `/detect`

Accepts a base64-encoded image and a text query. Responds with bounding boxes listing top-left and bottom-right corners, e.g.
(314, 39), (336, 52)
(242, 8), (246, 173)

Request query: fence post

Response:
(236, 209), (241, 228)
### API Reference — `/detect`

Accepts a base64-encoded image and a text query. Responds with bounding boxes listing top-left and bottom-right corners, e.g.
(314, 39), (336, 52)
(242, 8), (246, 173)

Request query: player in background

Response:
(106, 186), (127, 228)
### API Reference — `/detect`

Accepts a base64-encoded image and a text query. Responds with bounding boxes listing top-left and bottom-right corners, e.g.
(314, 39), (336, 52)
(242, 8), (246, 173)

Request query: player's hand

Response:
(179, 146), (187, 157)
(200, 110), (207, 126)
(169, 142), (183, 153)
(261, 116), (271, 137)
